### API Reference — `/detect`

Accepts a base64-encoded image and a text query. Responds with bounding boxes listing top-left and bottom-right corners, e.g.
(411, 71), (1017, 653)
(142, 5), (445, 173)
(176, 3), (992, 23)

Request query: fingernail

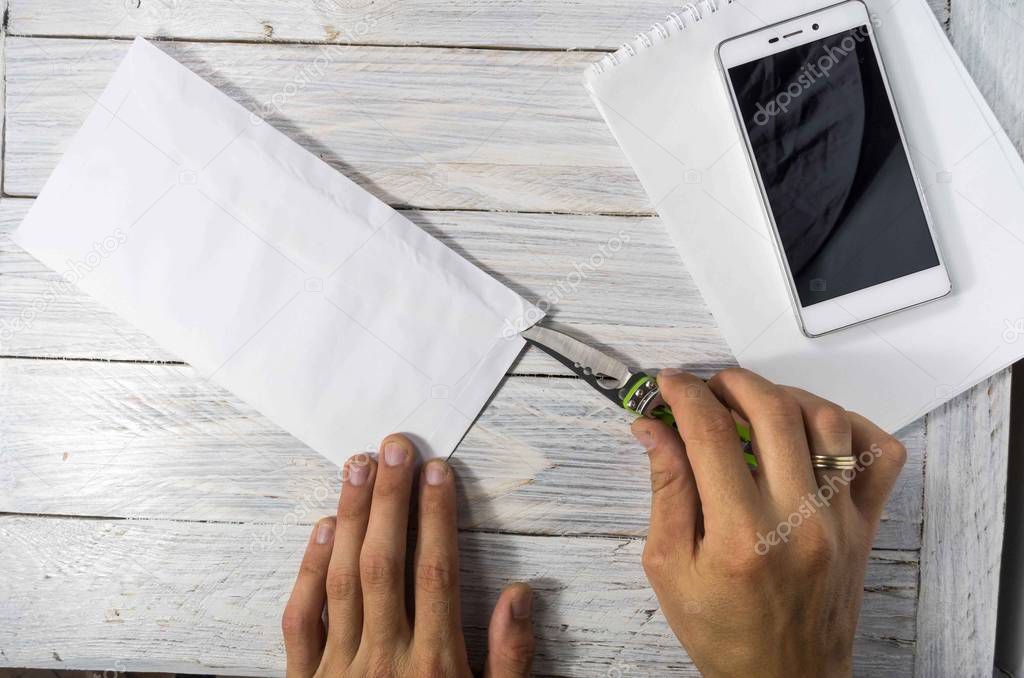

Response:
(659, 368), (683, 378)
(315, 520), (333, 545)
(384, 441), (406, 466)
(511, 588), (533, 620)
(348, 459), (369, 486)
(632, 426), (657, 451)
(425, 461), (447, 486)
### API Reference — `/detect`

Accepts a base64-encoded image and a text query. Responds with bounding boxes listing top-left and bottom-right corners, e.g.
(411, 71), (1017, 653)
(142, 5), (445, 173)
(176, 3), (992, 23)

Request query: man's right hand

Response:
(632, 368), (906, 678)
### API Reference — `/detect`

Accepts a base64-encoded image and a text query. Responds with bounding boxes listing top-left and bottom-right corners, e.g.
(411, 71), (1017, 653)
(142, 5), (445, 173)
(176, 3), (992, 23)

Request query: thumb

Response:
(632, 417), (700, 557)
(484, 583), (535, 678)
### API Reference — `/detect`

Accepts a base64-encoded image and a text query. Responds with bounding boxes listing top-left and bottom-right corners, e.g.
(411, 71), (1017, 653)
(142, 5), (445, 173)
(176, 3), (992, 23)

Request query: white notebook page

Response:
(586, 0), (1024, 432)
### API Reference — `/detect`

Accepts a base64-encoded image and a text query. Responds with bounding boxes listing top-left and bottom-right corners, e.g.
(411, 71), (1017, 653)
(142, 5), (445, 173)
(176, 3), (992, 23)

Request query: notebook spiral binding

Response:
(588, 0), (734, 78)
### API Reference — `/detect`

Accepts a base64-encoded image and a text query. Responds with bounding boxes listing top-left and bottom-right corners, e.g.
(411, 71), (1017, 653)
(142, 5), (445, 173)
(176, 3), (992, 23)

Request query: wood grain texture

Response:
(910, 5), (1023, 674)
(0, 357), (925, 548)
(0, 0), (6, 197)
(8, 0), (672, 50)
(5, 0), (951, 48)
(0, 198), (733, 373)
(950, 0), (1024, 157)
(0, 0), (1011, 675)
(916, 370), (1012, 677)
(0, 516), (918, 677)
(3, 37), (650, 213)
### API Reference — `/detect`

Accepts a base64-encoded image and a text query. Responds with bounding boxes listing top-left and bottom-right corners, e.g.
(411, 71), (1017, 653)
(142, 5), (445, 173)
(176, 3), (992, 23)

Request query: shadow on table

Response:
(452, 458), (582, 674)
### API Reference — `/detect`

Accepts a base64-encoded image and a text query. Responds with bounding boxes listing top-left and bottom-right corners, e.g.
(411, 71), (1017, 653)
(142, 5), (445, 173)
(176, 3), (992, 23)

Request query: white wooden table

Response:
(0, 1), (1021, 676)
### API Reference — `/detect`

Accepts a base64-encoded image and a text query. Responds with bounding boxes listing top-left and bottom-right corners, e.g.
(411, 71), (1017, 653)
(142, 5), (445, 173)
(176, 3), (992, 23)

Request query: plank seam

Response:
(0, 190), (658, 218)
(4, 31), (614, 54)
(0, 354), (590, 377)
(1, 0), (7, 198)
(0, 516), (929, 557)
(0, 353), (187, 365)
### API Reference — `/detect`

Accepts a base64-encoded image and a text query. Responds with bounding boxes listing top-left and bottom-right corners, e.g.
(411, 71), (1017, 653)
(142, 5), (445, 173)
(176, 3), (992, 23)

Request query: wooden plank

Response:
(950, 0), (1024, 157)
(0, 0), (6, 197)
(912, 3), (1024, 672)
(0, 357), (925, 549)
(6, 0), (951, 49)
(0, 516), (917, 676)
(8, 0), (674, 50)
(3, 37), (649, 213)
(0, 198), (732, 374)
(916, 370), (1012, 677)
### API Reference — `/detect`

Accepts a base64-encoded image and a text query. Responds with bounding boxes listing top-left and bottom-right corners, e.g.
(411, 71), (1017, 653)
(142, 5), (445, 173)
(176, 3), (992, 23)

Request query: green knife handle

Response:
(623, 375), (757, 468)
(650, 405), (757, 468)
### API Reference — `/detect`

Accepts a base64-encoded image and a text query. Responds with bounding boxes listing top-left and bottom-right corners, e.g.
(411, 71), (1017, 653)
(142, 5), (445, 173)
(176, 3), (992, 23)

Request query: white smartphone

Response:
(717, 0), (951, 337)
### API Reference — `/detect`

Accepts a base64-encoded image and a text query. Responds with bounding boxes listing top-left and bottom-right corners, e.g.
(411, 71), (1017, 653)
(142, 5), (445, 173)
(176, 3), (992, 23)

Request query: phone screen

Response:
(727, 25), (940, 307)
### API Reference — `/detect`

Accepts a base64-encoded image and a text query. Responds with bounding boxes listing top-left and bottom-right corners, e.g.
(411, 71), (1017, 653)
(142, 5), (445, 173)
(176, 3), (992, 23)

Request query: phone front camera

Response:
(812, 23), (820, 30)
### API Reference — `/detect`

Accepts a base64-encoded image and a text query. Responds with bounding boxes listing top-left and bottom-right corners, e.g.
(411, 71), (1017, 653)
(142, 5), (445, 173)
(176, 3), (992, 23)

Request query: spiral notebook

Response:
(585, 0), (1024, 432)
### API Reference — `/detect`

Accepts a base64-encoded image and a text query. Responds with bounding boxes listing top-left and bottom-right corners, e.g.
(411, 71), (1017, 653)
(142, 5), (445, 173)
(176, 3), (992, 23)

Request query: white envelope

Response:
(13, 37), (541, 464)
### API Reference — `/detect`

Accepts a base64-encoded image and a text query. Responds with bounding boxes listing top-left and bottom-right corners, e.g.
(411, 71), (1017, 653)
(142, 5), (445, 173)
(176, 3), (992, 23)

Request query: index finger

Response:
(657, 370), (759, 528)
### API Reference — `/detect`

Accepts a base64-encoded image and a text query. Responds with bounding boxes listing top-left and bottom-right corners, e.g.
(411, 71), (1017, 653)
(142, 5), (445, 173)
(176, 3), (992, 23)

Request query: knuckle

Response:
(281, 607), (314, 642)
(417, 667), (447, 678)
(648, 467), (677, 495)
(721, 544), (766, 577)
(641, 540), (675, 578)
(298, 560), (327, 580)
(411, 655), (447, 678)
(757, 391), (801, 422)
(718, 526), (772, 572)
(493, 638), (535, 674)
(796, 523), (838, 571)
(708, 367), (761, 398)
(360, 550), (400, 589)
(689, 411), (738, 442)
(416, 558), (454, 594)
(649, 464), (695, 500)
(878, 436), (908, 467)
(425, 599), (454, 629)
(365, 652), (398, 678)
(809, 404), (851, 439)
(336, 498), (369, 522)
(709, 367), (748, 388)
(419, 494), (452, 519)
(374, 475), (405, 499)
(659, 371), (703, 399)
(325, 566), (360, 602)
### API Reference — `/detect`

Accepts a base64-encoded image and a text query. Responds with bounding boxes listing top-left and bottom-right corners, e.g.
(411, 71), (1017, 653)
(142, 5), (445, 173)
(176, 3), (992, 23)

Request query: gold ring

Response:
(811, 454), (858, 471)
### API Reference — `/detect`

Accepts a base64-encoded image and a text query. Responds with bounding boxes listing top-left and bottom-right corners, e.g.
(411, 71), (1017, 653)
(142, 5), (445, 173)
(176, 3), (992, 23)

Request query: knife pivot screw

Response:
(626, 379), (662, 417)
